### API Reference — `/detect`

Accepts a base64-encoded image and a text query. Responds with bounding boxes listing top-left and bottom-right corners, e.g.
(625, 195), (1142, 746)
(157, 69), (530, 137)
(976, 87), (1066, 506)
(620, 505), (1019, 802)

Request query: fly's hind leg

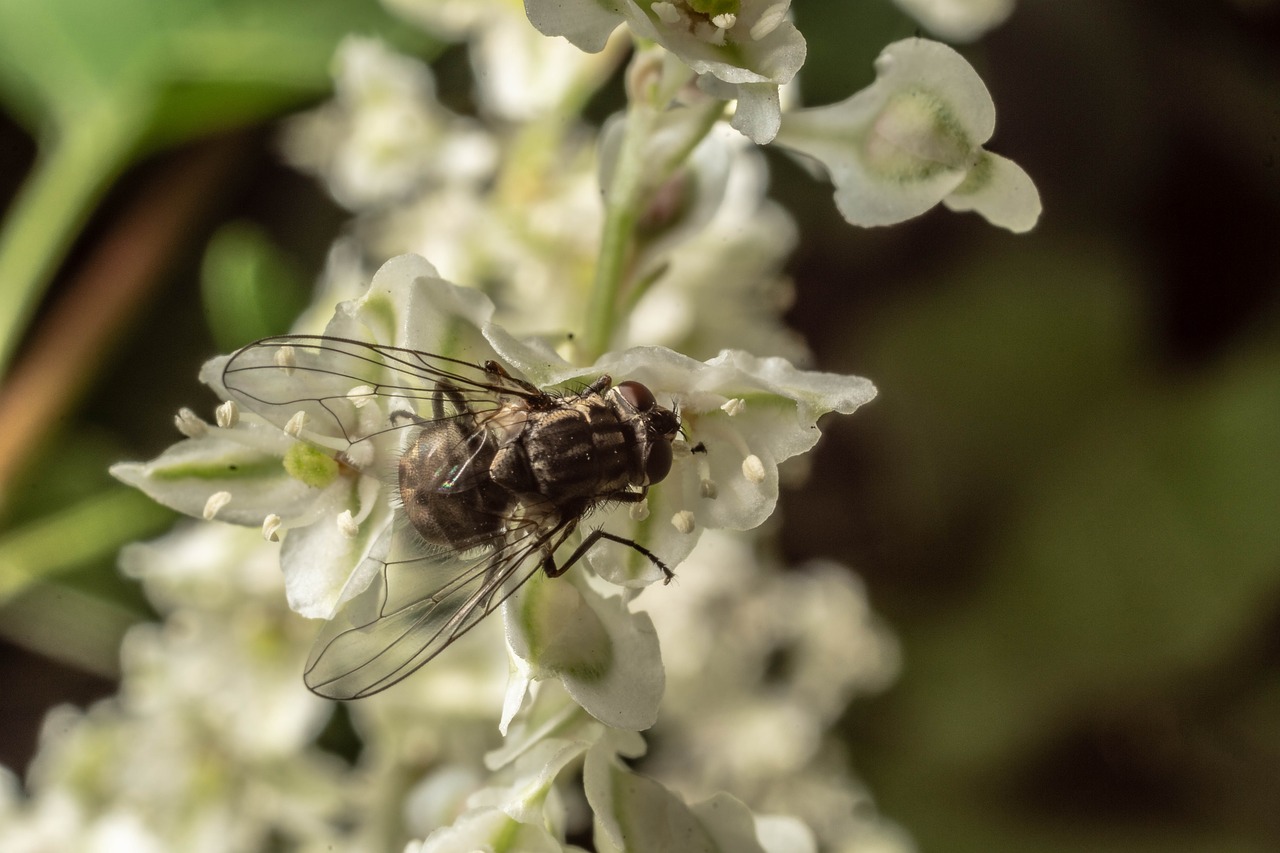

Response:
(390, 380), (474, 425)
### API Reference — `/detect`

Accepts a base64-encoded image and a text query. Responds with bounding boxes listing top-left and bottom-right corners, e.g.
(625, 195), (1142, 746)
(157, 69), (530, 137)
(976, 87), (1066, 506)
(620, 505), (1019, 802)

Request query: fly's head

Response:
(609, 380), (680, 487)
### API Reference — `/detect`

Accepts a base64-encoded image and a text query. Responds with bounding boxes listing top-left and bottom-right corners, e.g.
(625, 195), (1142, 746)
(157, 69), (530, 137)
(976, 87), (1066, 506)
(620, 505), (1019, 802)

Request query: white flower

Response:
(386, 0), (609, 120)
(618, 124), (808, 363)
(773, 38), (1041, 233)
(503, 569), (664, 731)
(584, 728), (808, 853)
(281, 37), (498, 209)
(523, 0), (806, 142)
(633, 528), (904, 851)
(892, 0), (1016, 43)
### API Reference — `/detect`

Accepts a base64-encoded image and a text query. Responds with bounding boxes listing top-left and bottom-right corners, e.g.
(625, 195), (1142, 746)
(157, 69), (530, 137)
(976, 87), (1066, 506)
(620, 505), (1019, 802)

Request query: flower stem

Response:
(582, 93), (659, 362)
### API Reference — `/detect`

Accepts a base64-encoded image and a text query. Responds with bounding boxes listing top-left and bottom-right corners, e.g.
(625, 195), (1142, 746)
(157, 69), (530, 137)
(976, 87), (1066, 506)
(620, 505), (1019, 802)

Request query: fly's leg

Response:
(432, 380), (474, 419)
(483, 360), (541, 395)
(543, 528), (674, 584)
(390, 380), (474, 424)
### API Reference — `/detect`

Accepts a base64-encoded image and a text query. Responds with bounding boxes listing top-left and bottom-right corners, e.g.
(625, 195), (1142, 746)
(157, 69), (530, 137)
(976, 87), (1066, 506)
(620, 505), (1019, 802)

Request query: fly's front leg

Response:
(546, 529), (674, 584)
(539, 506), (673, 584)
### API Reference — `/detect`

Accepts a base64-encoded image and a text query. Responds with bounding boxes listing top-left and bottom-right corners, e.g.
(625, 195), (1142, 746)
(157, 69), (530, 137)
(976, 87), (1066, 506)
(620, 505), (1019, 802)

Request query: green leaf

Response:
(201, 221), (308, 349)
(0, 0), (432, 377)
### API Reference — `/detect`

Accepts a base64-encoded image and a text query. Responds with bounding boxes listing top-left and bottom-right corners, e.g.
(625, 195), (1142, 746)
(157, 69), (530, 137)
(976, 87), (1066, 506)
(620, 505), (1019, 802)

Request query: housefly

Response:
(221, 335), (680, 700)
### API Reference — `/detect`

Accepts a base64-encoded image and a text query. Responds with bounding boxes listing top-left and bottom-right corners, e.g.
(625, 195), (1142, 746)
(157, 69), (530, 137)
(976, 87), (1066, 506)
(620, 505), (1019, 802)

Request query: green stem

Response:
(0, 488), (173, 605)
(621, 97), (727, 316)
(0, 118), (137, 377)
(582, 95), (660, 362)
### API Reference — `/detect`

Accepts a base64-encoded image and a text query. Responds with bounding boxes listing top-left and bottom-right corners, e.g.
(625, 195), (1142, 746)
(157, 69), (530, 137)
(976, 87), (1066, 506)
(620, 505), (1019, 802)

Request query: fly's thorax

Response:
(475, 398), (534, 445)
(484, 379), (680, 505)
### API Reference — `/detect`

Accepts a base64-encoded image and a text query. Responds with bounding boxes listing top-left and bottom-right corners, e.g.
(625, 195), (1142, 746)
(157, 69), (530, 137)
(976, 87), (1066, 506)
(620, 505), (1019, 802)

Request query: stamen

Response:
(750, 3), (788, 40)
(174, 408), (208, 438)
(262, 514), (283, 542)
(653, 2), (682, 24)
(697, 454), (717, 499)
(711, 12), (737, 29)
(274, 345), (297, 375)
(284, 411), (308, 437)
(203, 491), (232, 520)
(344, 442), (374, 469)
(215, 400), (239, 429)
(694, 20), (726, 45)
(741, 454), (766, 484)
(671, 510), (696, 534)
(629, 499), (651, 521)
(347, 385), (375, 408)
(336, 509), (359, 538)
(721, 397), (746, 416)
(699, 417), (766, 489)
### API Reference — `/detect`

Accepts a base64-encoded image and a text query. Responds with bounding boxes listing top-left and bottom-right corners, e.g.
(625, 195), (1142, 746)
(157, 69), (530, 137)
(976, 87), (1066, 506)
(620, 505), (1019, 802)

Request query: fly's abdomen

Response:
(400, 422), (509, 548)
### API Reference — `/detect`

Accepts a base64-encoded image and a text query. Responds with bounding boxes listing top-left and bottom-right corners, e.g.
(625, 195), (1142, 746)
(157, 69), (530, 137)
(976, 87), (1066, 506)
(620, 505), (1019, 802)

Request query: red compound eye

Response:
(644, 440), (673, 484)
(616, 380), (656, 412)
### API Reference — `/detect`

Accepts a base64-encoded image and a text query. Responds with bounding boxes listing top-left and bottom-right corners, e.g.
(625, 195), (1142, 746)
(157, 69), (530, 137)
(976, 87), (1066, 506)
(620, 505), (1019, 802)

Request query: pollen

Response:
(347, 384), (376, 408)
(262, 514), (283, 542)
(652, 2), (681, 24)
(274, 345), (297, 375)
(750, 3), (788, 40)
(284, 411), (308, 437)
(215, 400), (240, 429)
(671, 510), (696, 534)
(203, 490), (232, 520)
(174, 408), (208, 438)
(336, 509), (359, 538)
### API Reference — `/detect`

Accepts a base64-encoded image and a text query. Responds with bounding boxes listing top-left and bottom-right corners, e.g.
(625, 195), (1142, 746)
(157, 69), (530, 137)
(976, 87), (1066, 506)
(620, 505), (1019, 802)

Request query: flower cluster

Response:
(4, 3), (1043, 851)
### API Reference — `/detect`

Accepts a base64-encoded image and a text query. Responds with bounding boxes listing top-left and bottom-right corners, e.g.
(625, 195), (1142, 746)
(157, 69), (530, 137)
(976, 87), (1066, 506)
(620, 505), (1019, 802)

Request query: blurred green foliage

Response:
(0, 0), (429, 374)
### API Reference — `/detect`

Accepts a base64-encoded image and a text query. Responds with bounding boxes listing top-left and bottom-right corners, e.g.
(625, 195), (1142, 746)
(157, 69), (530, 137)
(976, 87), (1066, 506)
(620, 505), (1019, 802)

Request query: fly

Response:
(221, 334), (680, 700)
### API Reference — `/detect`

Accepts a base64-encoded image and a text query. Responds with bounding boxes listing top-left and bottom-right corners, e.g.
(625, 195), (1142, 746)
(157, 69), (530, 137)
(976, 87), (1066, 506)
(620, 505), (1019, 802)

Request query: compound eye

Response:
(644, 440), (673, 484)
(616, 380), (656, 412)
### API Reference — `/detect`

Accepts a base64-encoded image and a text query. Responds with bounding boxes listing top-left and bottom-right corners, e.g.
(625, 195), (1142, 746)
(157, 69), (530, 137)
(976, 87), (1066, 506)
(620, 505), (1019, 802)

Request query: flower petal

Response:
(943, 150), (1042, 233)
(506, 571), (664, 731)
(109, 436), (321, 527)
(585, 733), (768, 853)
(893, 0), (1016, 43)
(523, 0), (624, 53)
(773, 38), (1004, 228)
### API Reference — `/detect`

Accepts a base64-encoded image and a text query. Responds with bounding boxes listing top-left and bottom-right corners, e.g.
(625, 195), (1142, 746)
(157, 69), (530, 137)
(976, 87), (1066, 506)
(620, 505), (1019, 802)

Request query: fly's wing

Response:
(219, 335), (539, 457)
(303, 519), (554, 700)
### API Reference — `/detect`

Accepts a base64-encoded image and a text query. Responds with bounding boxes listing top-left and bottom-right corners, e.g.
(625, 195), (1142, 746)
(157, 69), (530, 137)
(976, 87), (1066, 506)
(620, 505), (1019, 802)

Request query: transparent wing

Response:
(220, 335), (540, 455)
(303, 516), (571, 700)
